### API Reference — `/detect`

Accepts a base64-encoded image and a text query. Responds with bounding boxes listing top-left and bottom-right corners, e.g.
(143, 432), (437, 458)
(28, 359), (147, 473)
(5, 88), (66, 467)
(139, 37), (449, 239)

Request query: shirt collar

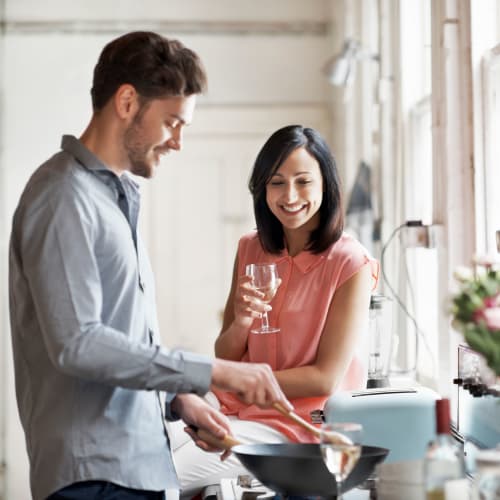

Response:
(61, 134), (109, 173)
(275, 246), (326, 274)
(61, 134), (139, 194)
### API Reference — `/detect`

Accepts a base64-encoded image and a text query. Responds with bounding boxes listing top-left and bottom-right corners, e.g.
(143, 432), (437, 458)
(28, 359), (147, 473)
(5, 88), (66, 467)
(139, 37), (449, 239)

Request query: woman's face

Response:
(265, 146), (324, 232)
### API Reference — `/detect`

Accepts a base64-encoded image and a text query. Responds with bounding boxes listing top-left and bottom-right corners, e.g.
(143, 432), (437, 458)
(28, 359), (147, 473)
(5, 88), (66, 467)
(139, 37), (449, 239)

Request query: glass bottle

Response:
(424, 398), (466, 500)
(473, 448), (500, 500)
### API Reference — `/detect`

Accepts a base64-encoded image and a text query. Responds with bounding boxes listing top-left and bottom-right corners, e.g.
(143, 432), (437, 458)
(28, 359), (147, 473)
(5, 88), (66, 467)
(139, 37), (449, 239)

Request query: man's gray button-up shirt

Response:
(9, 135), (213, 500)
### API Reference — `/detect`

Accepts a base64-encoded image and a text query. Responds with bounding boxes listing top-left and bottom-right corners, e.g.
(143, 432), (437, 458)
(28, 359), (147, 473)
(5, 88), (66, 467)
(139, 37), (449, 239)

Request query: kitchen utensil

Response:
(234, 443), (388, 497)
(195, 399), (330, 447)
(195, 429), (389, 497)
(272, 402), (350, 444)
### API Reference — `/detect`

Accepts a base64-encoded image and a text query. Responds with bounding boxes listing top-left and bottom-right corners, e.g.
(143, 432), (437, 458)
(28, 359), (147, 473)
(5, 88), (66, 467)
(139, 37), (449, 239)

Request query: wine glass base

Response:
(250, 327), (280, 334)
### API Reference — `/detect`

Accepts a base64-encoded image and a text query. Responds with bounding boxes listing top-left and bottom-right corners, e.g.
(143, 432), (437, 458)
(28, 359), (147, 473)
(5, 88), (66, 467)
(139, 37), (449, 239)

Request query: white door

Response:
(145, 136), (260, 355)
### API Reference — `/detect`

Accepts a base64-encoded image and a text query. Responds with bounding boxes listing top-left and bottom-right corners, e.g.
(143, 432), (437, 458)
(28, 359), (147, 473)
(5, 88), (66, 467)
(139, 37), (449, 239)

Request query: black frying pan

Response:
(196, 429), (389, 497)
(232, 443), (388, 497)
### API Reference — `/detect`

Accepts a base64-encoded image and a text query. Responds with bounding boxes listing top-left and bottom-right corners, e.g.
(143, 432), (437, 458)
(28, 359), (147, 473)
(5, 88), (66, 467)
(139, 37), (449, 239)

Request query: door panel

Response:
(146, 138), (258, 354)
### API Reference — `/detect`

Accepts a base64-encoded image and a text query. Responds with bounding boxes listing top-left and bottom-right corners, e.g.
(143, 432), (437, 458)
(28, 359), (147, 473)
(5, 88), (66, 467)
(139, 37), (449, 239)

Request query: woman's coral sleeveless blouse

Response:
(213, 231), (379, 442)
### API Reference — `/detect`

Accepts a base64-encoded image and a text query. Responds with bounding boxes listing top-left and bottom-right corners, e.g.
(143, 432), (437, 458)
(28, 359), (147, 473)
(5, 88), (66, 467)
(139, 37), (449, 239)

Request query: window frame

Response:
(480, 43), (500, 254)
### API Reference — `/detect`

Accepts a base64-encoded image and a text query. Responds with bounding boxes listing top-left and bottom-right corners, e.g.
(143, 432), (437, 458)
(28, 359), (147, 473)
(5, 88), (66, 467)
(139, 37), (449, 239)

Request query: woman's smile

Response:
(266, 147), (323, 232)
(281, 203), (307, 214)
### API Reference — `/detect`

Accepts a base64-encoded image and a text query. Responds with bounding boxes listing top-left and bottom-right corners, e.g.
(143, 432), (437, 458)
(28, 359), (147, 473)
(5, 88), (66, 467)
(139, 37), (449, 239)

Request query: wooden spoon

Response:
(272, 402), (352, 445)
(195, 427), (242, 450)
(192, 403), (352, 449)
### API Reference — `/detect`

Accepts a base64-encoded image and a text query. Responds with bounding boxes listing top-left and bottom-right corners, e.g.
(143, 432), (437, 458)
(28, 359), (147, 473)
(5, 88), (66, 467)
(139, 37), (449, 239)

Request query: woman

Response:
(172, 125), (378, 496)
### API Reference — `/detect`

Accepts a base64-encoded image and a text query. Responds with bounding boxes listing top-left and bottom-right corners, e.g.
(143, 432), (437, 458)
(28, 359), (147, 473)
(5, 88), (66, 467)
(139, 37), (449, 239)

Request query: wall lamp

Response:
(323, 38), (380, 87)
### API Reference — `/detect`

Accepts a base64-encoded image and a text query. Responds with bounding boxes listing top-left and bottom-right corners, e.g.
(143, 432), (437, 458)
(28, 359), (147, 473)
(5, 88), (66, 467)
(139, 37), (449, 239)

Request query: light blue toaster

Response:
(324, 387), (440, 463)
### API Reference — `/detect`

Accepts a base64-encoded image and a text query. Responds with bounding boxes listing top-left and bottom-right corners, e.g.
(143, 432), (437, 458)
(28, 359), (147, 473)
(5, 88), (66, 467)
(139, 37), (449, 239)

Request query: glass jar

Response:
(367, 294), (393, 388)
(474, 449), (500, 500)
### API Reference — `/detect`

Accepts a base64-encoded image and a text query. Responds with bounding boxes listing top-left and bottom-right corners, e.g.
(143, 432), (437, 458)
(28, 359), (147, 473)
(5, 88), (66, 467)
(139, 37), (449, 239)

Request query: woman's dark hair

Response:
(91, 31), (207, 111)
(249, 125), (344, 254)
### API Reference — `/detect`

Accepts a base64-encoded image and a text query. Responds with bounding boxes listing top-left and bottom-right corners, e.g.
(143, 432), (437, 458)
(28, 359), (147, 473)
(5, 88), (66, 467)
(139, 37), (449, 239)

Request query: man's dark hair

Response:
(91, 31), (207, 111)
(249, 125), (344, 254)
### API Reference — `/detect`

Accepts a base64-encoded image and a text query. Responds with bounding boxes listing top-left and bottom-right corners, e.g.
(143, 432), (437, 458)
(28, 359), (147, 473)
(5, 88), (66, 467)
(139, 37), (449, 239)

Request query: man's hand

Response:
(171, 393), (233, 459)
(211, 358), (293, 411)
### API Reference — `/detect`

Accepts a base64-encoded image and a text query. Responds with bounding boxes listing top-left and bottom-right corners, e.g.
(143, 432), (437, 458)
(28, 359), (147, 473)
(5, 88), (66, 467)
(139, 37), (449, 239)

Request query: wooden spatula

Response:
(272, 402), (352, 445)
(193, 403), (352, 448)
(194, 428), (242, 450)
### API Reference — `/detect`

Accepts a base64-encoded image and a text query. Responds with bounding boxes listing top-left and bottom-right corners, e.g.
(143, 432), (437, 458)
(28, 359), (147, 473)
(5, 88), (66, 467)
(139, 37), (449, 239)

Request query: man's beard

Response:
(123, 107), (155, 179)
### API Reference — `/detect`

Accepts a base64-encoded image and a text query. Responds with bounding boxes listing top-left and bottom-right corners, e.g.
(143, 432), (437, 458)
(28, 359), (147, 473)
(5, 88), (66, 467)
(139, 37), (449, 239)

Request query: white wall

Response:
(0, 1), (336, 498)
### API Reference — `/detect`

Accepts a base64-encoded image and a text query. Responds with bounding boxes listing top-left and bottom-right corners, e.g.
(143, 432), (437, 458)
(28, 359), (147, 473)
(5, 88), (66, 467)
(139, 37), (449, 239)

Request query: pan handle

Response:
(194, 427), (243, 450)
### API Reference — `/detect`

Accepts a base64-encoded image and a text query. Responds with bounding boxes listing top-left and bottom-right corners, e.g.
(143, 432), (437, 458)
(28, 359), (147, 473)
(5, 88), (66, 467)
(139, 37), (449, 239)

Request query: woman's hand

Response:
(232, 274), (280, 328)
(215, 256), (280, 360)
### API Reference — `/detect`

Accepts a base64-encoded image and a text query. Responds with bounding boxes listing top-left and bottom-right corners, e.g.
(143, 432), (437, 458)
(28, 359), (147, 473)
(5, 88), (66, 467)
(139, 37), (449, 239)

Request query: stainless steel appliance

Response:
(453, 344), (500, 471)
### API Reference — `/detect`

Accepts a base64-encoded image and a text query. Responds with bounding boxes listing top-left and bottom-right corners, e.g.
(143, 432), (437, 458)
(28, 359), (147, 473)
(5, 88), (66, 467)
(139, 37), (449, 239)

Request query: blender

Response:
(367, 294), (393, 388)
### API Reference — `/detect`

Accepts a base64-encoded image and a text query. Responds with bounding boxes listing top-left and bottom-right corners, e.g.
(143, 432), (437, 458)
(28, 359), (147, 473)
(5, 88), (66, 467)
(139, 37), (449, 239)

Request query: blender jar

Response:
(367, 294), (393, 388)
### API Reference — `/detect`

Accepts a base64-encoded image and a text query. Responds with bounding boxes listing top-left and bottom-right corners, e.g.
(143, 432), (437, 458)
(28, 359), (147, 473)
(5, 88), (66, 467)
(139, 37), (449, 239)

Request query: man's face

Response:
(123, 94), (196, 178)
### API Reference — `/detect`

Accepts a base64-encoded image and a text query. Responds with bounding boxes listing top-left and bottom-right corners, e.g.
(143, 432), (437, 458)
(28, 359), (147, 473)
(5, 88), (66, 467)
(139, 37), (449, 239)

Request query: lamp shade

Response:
(323, 38), (378, 87)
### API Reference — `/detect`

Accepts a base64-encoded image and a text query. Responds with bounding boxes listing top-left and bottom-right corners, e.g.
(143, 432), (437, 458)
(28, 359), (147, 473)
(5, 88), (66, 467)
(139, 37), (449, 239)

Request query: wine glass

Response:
(245, 263), (280, 334)
(320, 422), (363, 499)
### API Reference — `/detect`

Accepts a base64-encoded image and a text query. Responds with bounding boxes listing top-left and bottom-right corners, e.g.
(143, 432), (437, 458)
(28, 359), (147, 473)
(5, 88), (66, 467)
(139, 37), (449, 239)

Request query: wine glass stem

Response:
(261, 310), (270, 331)
(337, 479), (343, 500)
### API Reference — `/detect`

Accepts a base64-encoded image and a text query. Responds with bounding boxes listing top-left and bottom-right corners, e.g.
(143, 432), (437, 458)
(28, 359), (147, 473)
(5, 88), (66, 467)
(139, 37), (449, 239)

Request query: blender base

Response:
(366, 376), (390, 389)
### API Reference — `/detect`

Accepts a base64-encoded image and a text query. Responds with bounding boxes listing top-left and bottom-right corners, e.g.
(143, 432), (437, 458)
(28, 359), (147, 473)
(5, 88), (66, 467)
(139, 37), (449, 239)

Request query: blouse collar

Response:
(274, 245), (327, 274)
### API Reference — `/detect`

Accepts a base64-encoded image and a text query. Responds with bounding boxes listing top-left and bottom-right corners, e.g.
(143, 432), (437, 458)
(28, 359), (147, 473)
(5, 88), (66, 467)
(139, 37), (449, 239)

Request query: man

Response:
(9, 31), (290, 500)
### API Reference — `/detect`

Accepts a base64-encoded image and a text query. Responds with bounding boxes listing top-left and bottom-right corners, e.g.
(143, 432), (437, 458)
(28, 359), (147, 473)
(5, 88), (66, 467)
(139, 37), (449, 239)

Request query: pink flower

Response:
(473, 254), (500, 269)
(481, 307), (500, 330)
(484, 295), (500, 308)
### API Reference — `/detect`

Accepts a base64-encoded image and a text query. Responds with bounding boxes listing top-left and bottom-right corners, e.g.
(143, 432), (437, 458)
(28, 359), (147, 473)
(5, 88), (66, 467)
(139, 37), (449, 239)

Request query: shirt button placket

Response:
(275, 257), (291, 322)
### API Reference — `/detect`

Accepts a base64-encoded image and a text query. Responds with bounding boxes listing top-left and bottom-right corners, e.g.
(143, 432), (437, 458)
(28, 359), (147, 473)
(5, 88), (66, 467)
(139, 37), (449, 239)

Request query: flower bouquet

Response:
(451, 256), (500, 377)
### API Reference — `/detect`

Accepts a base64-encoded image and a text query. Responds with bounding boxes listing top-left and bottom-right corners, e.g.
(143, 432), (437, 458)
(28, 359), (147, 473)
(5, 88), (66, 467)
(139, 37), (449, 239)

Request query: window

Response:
(471, 1), (500, 254)
(481, 44), (500, 254)
(386, 0), (437, 385)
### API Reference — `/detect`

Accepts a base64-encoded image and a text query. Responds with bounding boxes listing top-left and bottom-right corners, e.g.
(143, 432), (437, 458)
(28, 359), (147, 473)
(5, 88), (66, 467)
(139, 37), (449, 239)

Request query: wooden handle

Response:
(272, 402), (351, 445)
(195, 428), (242, 450)
(272, 402), (321, 438)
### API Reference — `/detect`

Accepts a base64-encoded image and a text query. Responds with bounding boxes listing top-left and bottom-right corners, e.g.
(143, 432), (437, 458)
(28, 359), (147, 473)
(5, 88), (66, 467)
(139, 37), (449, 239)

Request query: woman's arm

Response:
(274, 262), (373, 398)
(214, 255), (271, 360)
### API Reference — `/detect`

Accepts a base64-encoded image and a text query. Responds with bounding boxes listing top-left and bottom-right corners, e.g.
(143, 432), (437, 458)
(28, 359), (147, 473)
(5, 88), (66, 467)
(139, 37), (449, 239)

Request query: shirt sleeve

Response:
(164, 392), (182, 421)
(12, 175), (212, 396)
(332, 234), (379, 290)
